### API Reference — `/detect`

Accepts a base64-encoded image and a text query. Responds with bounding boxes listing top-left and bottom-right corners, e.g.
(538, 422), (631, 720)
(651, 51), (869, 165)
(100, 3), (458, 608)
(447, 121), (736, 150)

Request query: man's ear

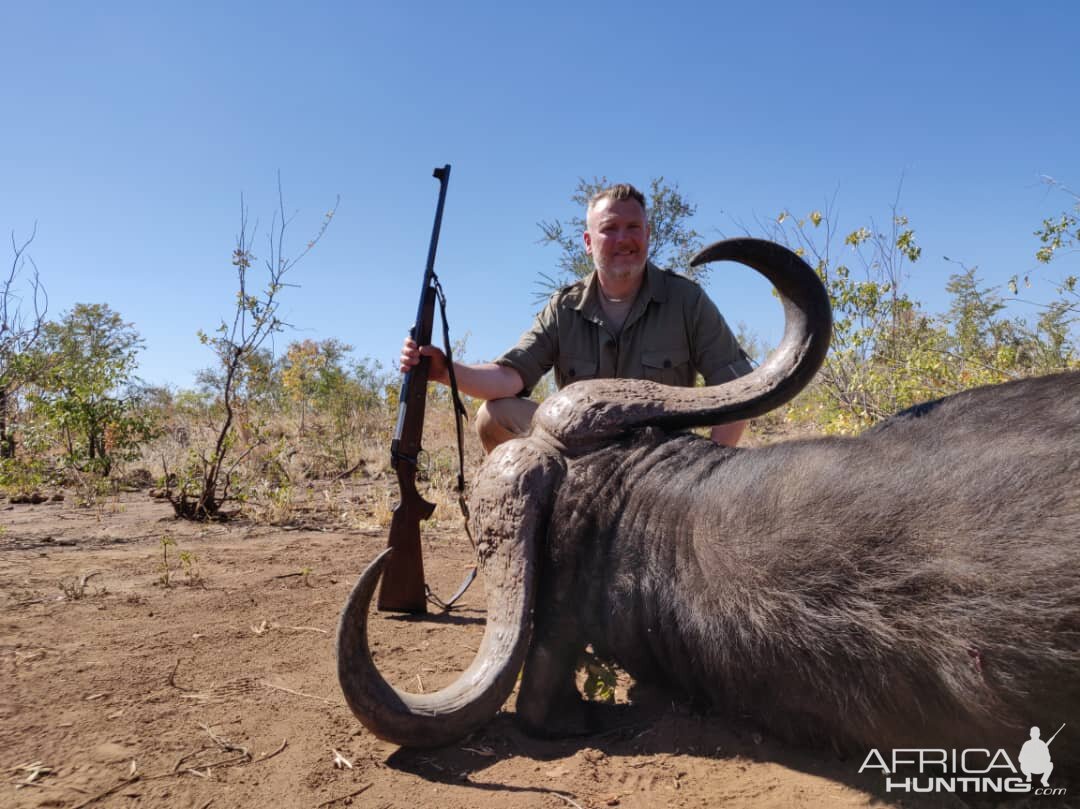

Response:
(582, 229), (593, 256)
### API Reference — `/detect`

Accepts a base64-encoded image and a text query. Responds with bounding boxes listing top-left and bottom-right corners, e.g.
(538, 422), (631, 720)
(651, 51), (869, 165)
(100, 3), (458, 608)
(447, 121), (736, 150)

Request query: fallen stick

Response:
(331, 749), (353, 769)
(188, 753), (249, 771)
(73, 740), (288, 808)
(315, 783), (372, 807)
(6, 779), (90, 794)
(174, 747), (212, 773)
(329, 458), (367, 484)
(69, 775), (141, 809)
(551, 793), (585, 809)
(199, 722), (250, 757)
(255, 739), (288, 763)
(173, 739), (285, 773)
(167, 658), (193, 691)
(261, 681), (341, 706)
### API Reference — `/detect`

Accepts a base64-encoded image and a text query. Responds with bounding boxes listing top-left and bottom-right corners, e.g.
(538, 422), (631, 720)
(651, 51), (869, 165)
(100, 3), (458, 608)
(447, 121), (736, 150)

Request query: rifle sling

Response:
(426, 273), (476, 611)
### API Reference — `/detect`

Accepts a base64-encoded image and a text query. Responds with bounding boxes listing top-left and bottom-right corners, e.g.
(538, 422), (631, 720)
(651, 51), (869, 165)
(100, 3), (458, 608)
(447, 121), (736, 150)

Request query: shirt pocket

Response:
(557, 354), (598, 387)
(641, 348), (691, 386)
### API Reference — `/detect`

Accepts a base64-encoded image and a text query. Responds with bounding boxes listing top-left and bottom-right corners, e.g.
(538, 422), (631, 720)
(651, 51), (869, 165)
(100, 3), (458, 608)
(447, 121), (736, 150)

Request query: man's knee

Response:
(476, 397), (537, 453)
(475, 402), (510, 454)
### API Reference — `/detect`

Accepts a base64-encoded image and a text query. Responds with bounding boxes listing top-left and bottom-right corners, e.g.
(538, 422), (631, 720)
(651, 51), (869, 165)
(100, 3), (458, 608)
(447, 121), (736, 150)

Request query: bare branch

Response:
(173, 183), (336, 520)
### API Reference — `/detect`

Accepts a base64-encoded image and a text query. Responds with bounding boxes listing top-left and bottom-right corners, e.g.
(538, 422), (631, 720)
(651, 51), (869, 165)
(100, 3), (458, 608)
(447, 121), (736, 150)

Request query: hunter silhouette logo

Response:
(1020, 724), (1065, 787)
(859, 723), (1068, 795)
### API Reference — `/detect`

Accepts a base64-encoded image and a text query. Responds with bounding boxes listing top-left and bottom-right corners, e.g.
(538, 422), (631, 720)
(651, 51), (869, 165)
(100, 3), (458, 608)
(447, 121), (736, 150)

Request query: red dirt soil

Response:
(3, 486), (936, 808)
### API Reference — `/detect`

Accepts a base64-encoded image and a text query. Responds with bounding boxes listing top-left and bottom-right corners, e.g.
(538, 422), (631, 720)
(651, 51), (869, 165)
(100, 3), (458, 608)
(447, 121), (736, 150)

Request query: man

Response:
(1019, 726), (1054, 787)
(400, 183), (752, 452)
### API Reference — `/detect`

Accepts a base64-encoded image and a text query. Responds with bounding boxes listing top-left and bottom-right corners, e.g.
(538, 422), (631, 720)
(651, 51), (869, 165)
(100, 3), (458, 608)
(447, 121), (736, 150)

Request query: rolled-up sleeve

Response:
(689, 289), (753, 386)
(494, 299), (559, 396)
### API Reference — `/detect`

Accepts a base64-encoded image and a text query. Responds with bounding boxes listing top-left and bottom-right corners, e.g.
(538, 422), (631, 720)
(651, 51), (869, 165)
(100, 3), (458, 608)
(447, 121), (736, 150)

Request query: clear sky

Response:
(2, 1), (1077, 389)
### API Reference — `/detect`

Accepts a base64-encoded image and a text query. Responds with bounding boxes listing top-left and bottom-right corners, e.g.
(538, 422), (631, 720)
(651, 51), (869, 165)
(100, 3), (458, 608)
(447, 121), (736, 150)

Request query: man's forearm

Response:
(445, 362), (524, 401)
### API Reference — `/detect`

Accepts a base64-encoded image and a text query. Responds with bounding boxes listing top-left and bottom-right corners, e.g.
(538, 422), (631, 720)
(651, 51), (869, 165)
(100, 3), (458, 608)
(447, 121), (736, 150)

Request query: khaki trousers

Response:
(475, 397), (539, 453)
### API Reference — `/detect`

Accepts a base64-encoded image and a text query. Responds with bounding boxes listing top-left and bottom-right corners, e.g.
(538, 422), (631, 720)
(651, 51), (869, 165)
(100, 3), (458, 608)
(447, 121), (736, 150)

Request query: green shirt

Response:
(495, 262), (752, 395)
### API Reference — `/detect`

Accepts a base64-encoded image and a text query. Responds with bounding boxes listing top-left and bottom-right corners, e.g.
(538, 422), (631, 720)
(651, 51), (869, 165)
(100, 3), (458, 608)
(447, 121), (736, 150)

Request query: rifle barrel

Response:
(411, 165), (451, 341)
(392, 165), (452, 459)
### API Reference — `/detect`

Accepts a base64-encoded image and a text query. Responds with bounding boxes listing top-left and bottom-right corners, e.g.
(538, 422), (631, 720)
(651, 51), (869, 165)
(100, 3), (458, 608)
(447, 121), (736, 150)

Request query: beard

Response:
(595, 253), (647, 282)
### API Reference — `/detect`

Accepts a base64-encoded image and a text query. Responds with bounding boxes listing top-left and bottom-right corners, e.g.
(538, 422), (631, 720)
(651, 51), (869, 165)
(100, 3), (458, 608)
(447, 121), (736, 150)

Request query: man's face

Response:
(583, 197), (650, 284)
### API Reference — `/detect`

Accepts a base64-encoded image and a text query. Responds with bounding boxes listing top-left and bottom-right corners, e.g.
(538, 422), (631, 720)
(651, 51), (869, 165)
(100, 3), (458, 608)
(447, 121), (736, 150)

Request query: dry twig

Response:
(6, 779), (90, 793)
(331, 749), (353, 769)
(62, 737), (283, 806)
(261, 680), (340, 705)
(329, 458), (366, 484)
(12, 760), (52, 787)
(275, 623), (329, 634)
(256, 739), (289, 762)
(167, 658), (194, 691)
(315, 783), (372, 807)
(79, 570), (101, 589)
(199, 721), (250, 758)
(70, 775), (142, 809)
(551, 793), (585, 809)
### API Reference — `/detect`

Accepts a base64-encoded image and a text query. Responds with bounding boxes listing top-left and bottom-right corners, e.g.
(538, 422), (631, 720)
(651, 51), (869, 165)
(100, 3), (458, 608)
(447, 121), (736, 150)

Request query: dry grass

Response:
(9, 386), (789, 530)
(117, 394), (484, 529)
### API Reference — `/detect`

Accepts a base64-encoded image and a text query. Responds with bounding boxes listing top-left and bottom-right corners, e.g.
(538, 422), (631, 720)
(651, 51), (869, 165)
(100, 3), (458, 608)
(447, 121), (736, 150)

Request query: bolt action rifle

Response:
(377, 164), (475, 613)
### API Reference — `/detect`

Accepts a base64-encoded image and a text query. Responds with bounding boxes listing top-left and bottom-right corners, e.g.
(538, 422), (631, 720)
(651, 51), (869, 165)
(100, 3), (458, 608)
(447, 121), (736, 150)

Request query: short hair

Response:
(587, 183), (647, 215)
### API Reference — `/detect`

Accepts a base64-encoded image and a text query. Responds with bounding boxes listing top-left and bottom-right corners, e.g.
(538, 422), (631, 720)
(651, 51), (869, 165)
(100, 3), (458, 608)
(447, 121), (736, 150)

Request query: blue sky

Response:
(2, 1), (1077, 389)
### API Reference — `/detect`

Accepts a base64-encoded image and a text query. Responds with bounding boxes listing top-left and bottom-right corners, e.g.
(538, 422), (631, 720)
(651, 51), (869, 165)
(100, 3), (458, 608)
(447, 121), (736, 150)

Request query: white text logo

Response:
(859, 724), (1066, 797)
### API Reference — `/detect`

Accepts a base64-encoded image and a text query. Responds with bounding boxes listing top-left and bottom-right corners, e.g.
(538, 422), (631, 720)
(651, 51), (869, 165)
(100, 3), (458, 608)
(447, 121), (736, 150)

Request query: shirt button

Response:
(663, 359), (672, 368)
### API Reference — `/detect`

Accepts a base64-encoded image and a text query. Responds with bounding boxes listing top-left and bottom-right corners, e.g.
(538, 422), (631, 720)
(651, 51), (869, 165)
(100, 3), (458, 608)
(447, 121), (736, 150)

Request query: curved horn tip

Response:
(689, 237), (754, 268)
(341, 547), (393, 613)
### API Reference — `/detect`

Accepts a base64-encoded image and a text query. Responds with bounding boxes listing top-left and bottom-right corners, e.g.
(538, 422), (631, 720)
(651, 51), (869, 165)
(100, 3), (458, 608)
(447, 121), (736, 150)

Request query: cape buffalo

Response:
(337, 239), (1080, 761)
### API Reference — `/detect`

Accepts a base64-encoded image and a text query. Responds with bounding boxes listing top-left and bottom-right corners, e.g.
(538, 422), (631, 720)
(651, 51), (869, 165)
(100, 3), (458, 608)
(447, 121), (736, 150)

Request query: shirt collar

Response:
(575, 261), (668, 313)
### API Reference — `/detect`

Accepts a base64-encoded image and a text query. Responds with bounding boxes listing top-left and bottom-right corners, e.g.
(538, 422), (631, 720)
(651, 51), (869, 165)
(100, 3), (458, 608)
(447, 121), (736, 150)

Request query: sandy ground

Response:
(0, 483), (1000, 809)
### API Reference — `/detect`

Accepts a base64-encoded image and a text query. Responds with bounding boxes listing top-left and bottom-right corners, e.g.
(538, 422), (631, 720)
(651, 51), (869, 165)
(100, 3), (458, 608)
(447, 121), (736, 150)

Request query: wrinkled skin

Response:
(338, 238), (1080, 761)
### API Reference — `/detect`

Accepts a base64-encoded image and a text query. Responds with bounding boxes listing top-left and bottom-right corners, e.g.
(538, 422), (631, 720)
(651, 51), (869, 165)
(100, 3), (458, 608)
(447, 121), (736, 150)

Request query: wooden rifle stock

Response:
(377, 165), (450, 613)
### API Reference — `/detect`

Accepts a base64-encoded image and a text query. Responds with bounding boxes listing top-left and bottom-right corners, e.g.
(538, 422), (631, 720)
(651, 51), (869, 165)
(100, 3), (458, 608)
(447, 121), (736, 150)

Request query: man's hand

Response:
(399, 335), (524, 401)
(400, 336), (449, 385)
